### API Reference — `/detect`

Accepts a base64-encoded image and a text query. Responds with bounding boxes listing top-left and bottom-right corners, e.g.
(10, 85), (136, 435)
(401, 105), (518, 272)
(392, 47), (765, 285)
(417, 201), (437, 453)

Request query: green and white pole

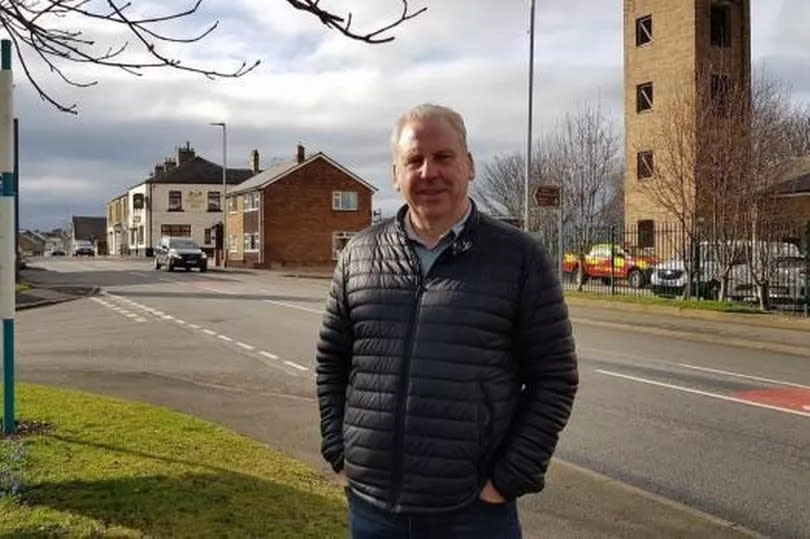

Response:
(1, 39), (16, 435)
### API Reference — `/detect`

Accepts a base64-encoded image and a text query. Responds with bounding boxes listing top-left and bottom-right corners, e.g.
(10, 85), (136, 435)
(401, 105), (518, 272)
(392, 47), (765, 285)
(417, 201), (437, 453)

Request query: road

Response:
(15, 257), (810, 538)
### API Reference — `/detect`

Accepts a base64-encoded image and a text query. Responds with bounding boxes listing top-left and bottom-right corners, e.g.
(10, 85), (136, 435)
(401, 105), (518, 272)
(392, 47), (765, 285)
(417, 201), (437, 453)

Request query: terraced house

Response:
(226, 145), (376, 268)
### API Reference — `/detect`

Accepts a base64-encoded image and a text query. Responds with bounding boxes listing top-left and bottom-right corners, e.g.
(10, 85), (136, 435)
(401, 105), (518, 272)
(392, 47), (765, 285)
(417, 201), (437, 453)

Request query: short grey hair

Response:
(390, 104), (468, 160)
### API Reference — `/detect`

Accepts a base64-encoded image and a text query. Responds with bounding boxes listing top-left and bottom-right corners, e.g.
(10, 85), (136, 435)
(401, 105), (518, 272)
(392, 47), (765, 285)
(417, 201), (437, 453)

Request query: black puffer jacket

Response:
(316, 203), (577, 514)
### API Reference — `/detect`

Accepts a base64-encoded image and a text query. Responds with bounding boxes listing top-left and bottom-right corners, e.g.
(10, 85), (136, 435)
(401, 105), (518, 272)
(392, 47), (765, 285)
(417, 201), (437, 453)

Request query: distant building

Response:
(225, 144), (376, 268)
(71, 216), (107, 255)
(110, 142), (255, 257)
(765, 156), (810, 223)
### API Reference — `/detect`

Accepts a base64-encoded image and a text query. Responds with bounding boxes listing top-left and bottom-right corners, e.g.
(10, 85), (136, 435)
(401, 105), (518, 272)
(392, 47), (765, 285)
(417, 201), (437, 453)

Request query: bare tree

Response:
(0, 0), (425, 113)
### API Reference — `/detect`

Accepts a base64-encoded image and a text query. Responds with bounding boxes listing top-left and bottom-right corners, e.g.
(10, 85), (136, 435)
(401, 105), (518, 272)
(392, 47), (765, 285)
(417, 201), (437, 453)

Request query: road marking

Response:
(160, 315), (174, 320)
(260, 351), (278, 360)
(199, 286), (232, 295)
(262, 299), (323, 315)
(804, 405), (810, 411)
(158, 278), (175, 283)
(133, 317), (147, 323)
(188, 324), (200, 329)
(596, 369), (810, 419)
(236, 342), (254, 351)
(202, 329), (216, 336)
(217, 335), (233, 342)
(125, 313), (138, 318)
(152, 310), (165, 316)
(130, 272), (149, 277)
(679, 363), (810, 390)
(284, 360), (308, 372)
(175, 319), (186, 325)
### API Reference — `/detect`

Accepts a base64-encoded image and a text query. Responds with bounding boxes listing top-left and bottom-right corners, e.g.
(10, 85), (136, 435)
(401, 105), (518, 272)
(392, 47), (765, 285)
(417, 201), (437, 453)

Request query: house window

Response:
(137, 226), (144, 244)
(637, 151), (654, 179)
(204, 228), (212, 244)
(710, 4), (731, 47)
(132, 193), (145, 210)
(710, 74), (730, 117)
(244, 192), (260, 211)
(333, 191), (359, 211)
(228, 234), (238, 252)
(638, 220), (655, 249)
(243, 232), (260, 251)
(207, 191), (221, 212)
(228, 196), (238, 214)
(168, 191), (183, 211)
(636, 82), (654, 113)
(160, 224), (191, 237)
(333, 231), (356, 259)
(636, 15), (653, 46)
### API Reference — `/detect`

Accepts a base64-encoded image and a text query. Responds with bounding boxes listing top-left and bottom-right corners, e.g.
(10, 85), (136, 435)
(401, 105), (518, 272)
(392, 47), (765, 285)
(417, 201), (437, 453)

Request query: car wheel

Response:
(703, 281), (720, 301)
(167, 261), (174, 272)
(628, 269), (644, 289)
(199, 265), (207, 273)
(601, 277), (613, 286)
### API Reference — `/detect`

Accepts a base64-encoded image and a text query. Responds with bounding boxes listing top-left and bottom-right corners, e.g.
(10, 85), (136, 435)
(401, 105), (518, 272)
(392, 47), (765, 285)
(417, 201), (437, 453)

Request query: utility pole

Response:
(524, 0), (536, 233)
(210, 123), (228, 267)
(1, 39), (16, 435)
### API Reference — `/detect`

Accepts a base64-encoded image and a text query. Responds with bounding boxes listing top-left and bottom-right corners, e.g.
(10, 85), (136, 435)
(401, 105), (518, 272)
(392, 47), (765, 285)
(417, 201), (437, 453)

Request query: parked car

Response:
(47, 249), (66, 256)
(562, 243), (657, 289)
(726, 243), (805, 305)
(72, 240), (95, 257)
(154, 236), (207, 272)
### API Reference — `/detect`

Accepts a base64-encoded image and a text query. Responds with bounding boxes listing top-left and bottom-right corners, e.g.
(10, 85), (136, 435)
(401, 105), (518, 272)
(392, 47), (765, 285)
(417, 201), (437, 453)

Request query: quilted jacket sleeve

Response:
(315, 251), (353, 473)
(490, 240), (578, 500)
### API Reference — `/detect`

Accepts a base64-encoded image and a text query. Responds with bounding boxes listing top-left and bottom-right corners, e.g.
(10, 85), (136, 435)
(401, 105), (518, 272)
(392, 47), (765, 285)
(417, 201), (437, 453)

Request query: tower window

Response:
(636, 15), (653, 46)
(637, 151), (654, 179)
(637, 82), (654, 112)
(638, 220), (655, 249)
(710, 5), (731, 47)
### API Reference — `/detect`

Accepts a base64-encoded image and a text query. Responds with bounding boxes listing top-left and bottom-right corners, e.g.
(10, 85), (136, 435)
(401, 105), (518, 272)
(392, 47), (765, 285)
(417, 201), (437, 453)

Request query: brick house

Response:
(226, 145), (376, 268)
(766, 156), (810, 224)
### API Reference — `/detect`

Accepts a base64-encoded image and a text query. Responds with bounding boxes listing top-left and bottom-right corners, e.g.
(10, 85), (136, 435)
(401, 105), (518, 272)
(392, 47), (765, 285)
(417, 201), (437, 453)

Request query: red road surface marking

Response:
(734, 388), (810, 413)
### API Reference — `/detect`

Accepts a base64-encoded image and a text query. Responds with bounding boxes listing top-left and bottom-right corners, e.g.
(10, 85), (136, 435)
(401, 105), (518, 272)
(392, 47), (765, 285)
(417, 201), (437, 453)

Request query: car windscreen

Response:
(169, 240), (198, 249)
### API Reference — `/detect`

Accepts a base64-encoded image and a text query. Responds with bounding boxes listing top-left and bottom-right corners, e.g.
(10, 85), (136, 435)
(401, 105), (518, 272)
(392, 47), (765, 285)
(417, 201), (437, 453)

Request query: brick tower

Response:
(623, 0), (751, 249)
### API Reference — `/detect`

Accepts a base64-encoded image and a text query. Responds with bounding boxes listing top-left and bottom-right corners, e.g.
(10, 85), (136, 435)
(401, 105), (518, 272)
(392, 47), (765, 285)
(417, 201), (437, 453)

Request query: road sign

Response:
(533, 185), (561, 207)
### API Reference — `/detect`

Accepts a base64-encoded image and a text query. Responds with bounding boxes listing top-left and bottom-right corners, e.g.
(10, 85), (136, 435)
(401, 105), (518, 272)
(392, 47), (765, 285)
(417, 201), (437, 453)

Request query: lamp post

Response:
(524, 0), (536, 233)
(210, 122), (227, 267)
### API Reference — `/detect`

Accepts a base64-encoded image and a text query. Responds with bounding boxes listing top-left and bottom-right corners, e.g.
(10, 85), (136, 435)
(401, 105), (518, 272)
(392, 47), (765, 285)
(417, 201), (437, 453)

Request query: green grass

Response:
(15, 283), (30, 292)
(564, 290), (763, 314)
(0, 384), (347, 537)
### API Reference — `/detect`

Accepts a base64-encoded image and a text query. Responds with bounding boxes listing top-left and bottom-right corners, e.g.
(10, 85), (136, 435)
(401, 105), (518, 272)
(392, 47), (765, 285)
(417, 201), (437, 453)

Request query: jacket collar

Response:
(391, 200), (480, 256)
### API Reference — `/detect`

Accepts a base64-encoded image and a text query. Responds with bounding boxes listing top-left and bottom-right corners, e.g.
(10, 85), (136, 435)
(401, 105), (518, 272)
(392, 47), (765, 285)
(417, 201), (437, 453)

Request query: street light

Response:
(210, 122), (227, 267)
(524, 0), (536, 233)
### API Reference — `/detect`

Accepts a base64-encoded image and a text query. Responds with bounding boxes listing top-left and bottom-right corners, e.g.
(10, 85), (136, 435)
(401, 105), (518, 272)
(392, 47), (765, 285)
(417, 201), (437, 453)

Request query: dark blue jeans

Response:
(347, 490), (522, 539)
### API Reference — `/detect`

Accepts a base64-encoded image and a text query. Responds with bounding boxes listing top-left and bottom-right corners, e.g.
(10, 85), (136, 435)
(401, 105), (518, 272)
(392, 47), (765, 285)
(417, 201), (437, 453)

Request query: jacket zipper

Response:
(389, 278), (423, 509)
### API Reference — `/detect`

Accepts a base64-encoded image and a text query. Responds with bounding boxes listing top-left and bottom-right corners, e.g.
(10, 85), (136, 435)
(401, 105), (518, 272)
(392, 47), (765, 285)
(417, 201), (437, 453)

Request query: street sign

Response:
(533, 185), (561, 207)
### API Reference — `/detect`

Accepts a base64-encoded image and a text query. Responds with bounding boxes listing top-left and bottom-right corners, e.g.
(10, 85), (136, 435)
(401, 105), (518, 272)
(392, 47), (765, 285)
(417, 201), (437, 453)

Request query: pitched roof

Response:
(229, 152), (378, 195)
(769, 155), (810, 196)
(72, 216), (107, 241)
(135, 156), (253, 188)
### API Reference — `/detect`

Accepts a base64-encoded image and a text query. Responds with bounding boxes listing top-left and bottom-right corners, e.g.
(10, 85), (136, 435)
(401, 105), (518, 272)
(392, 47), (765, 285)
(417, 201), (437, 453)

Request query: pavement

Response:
(20, 260), (810, 538)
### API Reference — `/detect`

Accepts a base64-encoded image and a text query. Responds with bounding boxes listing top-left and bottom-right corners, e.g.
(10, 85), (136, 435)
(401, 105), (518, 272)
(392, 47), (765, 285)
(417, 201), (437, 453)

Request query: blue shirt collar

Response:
(404, 200), (472, 249)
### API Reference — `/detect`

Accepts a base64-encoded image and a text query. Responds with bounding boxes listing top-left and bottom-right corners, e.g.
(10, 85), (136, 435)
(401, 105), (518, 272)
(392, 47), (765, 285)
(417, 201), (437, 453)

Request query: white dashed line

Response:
(188, 324), (200, 329)
(152, 311), (165, 316)
(217, 335), (233, 342)
(284, 360), (308, 372)
(262, 299), (323, 315)
(175, 320), (186, 325)
(160, 315), (174, 320)
(260, 351), (279, 360)
(125, 313), (138, 318)
(236, 342), (254, 351)
(202, 329), (216, 336)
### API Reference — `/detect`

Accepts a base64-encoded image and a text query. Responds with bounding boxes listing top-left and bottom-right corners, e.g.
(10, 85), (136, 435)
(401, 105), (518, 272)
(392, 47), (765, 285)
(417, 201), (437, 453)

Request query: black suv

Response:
(154, 236), (208, 272)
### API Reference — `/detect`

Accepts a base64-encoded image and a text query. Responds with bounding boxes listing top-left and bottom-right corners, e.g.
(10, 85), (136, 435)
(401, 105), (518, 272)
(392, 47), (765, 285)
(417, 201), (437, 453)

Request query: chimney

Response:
(296, 144), (305, 164)
(177, 141), (195, 164)
(164, 158), (177, 171)
(154, 164), (165, 176)
(250, 149), (260, 174)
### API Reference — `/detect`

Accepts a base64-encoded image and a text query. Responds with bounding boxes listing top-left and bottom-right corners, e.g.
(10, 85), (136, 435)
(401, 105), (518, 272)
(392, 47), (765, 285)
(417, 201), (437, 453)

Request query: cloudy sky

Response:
(6, 0), (810, 230)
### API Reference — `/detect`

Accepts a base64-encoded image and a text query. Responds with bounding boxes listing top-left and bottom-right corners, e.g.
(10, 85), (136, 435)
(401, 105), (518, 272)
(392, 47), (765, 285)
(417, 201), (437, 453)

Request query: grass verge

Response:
(14, 282), (30, 293)
(0, 384), (347, 537)
(564, 290), (763, 314)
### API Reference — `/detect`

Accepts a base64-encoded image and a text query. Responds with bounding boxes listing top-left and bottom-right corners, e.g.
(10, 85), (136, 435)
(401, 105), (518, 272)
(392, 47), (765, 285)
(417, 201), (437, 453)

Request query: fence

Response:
(533, 220), (810, 316)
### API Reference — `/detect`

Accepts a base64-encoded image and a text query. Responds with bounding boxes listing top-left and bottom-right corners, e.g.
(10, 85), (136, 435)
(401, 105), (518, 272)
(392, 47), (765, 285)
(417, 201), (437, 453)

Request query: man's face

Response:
(393, 116), (474, 221)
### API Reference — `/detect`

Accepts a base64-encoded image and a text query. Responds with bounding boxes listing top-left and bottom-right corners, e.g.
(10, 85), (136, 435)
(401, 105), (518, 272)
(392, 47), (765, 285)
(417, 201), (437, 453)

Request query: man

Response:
(316, 104), (578, 538)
